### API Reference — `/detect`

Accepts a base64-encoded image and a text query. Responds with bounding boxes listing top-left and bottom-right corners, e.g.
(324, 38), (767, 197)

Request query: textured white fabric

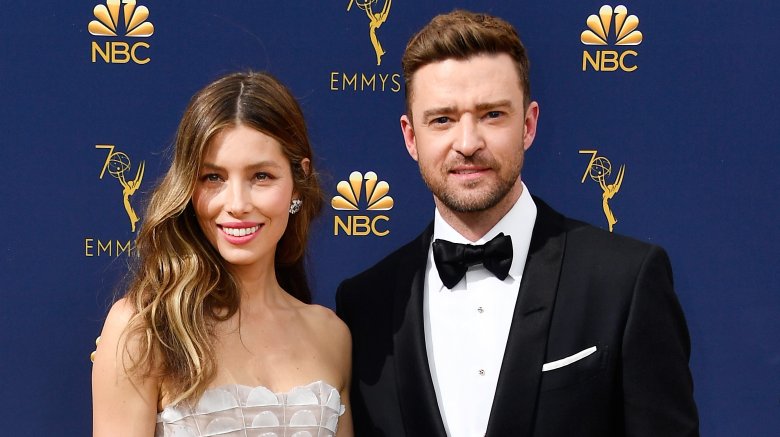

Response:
(155, 380), (344, 437)
(424, 183), (537, 437)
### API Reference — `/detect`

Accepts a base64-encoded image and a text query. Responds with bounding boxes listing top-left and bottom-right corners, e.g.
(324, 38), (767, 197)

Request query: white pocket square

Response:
(542, 346), (597, 372)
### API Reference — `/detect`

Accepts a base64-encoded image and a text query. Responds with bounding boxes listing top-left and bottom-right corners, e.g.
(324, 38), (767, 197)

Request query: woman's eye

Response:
(203, 173), (222, 182)
(254, 172), (271, 181)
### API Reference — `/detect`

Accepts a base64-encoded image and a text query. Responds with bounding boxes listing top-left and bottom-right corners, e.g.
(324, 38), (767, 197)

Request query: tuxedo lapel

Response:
(485, 198), (567, 436)
(393, 224), (448, 436)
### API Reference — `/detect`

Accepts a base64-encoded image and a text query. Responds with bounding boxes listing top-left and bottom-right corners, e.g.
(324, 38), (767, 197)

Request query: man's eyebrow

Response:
(475, 100), (514, 111)
(422, 106), (457, 120)
(421, 100), (515, 119)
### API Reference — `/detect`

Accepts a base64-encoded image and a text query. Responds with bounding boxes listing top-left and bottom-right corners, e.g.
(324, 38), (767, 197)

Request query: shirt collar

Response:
(432, 181), (537, 280)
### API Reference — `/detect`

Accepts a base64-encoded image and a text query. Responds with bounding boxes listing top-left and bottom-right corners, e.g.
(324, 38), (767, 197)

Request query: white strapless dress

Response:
(155, 380), (344, 437)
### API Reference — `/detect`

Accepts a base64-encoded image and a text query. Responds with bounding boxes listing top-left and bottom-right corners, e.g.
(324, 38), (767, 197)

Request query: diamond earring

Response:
(289, 199), (303, 215)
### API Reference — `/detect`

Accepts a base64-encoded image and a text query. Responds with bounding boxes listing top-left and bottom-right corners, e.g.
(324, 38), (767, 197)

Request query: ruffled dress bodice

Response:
(155, 380), (344, 437)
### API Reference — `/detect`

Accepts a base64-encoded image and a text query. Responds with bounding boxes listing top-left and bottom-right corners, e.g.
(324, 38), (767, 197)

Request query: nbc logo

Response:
(332, 171), (393, 236)
(581, 5), (642, 72)
(88, 0), (155, 65)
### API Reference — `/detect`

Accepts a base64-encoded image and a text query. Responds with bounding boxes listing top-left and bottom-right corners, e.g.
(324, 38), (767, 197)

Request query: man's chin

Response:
(436, 191), (504, 213)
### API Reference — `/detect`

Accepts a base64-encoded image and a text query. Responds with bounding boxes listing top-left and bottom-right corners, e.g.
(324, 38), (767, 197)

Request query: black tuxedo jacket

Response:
(336, 197), (699, 436)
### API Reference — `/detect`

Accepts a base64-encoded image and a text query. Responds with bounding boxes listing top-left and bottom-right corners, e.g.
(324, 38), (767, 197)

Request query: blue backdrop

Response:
(1, 1), (778, 435)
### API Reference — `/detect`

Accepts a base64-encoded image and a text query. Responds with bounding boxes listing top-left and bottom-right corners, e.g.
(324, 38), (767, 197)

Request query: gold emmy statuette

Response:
(348, 0), (392, 66)
(97, 145), (145, 232)
(580, 150), (625, 232)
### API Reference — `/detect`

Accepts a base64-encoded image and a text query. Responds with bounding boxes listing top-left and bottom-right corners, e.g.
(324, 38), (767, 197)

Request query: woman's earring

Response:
(289, 199), (303, 215)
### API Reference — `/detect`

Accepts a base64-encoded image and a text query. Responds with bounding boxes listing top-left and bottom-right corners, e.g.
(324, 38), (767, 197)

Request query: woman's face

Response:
(192, 124), (297, 273)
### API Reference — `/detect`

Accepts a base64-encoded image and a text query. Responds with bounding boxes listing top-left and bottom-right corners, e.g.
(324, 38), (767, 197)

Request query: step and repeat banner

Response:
(1, 1), (778, 435)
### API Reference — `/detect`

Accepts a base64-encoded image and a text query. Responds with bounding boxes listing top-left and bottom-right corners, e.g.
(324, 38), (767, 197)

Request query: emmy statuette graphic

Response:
(580, 150), (625, 232)
(348, 0), (392, 66)
(96, 144), (145, 232)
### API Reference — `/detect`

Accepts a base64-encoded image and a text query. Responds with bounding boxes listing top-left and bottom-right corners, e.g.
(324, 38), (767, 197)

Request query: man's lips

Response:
(449, 166), (490, 175)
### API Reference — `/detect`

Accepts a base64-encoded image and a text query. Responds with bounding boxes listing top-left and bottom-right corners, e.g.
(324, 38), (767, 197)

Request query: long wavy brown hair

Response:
(121, 71), (323, 404)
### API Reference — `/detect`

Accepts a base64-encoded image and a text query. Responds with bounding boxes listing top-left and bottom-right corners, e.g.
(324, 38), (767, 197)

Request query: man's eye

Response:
(431, 116), (450, 125)
(485, 111), (502, 119)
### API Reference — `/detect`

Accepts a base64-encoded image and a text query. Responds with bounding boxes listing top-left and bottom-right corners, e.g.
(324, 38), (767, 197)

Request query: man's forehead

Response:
(409, 56), (524, 109)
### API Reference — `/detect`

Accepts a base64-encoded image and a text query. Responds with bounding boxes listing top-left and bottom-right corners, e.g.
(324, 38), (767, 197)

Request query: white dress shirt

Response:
(423, 182), (537, 437)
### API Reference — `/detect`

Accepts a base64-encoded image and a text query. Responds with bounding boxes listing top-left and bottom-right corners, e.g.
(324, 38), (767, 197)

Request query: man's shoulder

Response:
(339, 223), (432, 289)
(573, 218), (661, 255)
(565, 217), (652, 249)
(536, 196), (665, 262)
(335, 224), (431, 319)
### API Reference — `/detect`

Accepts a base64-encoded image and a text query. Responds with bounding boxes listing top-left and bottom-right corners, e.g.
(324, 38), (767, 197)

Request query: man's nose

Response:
(451, 116), (484, 156)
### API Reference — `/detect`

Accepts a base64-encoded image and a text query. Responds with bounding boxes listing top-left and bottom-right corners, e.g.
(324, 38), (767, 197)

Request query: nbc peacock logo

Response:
(581, 5), (641, 72)
(332, 171), (393, 237)
(88, 0), (154, 65)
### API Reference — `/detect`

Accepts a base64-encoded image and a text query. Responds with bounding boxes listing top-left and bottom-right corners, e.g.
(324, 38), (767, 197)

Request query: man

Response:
(336, 10), (698, 437)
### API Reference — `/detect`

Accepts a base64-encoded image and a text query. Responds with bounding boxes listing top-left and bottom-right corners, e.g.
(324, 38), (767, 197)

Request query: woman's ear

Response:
(300, 158), (311, 177)
(293, 158), (311, 199)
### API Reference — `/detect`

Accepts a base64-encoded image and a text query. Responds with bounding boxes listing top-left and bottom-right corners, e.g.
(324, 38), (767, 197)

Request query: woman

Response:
(92, 72), (353, 437)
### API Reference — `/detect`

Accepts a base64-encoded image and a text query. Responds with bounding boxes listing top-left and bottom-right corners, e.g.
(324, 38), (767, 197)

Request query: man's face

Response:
(401, 53), (538, 216)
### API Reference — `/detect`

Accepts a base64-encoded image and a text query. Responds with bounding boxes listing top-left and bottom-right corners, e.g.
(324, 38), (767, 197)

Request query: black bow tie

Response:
(432, 233), (513, 289)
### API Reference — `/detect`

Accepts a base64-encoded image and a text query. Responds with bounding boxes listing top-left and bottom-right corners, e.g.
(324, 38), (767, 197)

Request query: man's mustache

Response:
(443, 153), (496, 170)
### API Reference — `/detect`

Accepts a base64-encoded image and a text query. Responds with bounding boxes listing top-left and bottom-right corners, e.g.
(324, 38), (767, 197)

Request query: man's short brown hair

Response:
(401, 10), (531, 116)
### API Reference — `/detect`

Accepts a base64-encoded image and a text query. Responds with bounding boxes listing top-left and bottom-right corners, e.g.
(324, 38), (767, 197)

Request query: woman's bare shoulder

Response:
(92, 297), (159, 436)
(103, 298), (136, 332)
(298, 303), (351, 364)
(301, 304), (350, 338)
(299, 304), (351, 387)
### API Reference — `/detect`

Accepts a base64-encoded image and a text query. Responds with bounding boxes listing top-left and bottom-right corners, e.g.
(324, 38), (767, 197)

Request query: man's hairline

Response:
(404, 53), (531, 123)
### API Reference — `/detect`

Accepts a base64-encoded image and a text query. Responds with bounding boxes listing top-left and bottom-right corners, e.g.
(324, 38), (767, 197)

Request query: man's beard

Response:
(419, 153), (523, 213)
